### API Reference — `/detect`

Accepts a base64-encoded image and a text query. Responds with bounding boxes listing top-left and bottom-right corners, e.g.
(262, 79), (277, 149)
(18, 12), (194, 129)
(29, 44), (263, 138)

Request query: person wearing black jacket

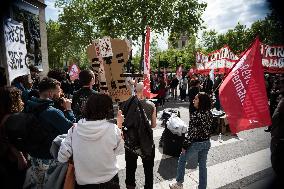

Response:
(170, 92), (213, 189)
(122, 82), (156, 189)
(72, 70), (97, 121)
(203, 75), (213, 95)
(270, 76), (284, 178)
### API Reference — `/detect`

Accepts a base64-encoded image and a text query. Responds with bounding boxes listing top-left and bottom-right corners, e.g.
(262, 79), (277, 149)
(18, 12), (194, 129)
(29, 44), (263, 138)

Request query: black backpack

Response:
(3, 103), (56, 158)
(122, 96), (154, 159)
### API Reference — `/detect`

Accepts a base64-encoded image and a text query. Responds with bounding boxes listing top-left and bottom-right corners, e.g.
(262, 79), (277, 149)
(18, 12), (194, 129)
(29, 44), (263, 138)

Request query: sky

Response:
(45, 0), (271, 53)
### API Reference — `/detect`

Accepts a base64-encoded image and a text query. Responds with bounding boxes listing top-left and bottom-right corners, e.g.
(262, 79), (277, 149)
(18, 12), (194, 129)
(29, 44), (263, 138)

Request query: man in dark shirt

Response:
(203, 75), (213, 95)
(170, 75), (179, 100)
(124, 82), (156, 189)
(72, 70), (97, 121)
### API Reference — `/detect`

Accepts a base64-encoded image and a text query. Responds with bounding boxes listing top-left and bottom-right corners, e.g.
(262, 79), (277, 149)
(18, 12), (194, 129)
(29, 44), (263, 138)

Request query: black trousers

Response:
(75, 174), (120, 189)
(125, 148), (155, 189)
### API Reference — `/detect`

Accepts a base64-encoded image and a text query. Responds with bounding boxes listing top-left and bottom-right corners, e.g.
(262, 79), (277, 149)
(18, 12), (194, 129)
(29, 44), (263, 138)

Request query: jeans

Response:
(125, 148), (155, 189)
(176, 140), (211, 189)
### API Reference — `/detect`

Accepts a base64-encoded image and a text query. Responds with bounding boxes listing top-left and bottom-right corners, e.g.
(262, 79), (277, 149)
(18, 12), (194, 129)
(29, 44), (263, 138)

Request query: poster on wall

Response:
(4, 18), (30, 84)
(87, 37), (132, 102)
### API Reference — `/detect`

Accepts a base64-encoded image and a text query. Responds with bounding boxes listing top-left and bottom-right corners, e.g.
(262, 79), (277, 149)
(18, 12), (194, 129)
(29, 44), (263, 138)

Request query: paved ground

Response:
(116, 99), (283, 189)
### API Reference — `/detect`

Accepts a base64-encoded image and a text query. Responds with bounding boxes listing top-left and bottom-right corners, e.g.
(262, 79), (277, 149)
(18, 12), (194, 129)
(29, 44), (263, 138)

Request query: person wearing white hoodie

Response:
(58, 94), (124, 189)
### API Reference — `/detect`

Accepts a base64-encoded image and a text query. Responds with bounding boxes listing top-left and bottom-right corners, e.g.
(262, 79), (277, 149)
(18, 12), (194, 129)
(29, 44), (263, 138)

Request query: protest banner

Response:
(196, 45), (239, 74)
(260, 43), (284, 73)
(197, 43), (284, 74)
(4, 18), (30, 84)
(219, 38), (271, 134)
(87, 37), (131, 102)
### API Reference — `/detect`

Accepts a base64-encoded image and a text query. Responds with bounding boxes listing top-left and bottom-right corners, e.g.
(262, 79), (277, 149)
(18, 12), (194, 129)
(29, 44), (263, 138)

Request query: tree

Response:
(46, 20), (90, 70)
(46, 20), (64, 69)
(152, 35), (197, 71)
(55, 0), (207, 72)
(199, 10), (284, 56)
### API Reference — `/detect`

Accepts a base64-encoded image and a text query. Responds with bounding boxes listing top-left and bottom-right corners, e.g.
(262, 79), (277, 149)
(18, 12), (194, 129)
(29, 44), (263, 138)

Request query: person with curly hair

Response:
(0, 87), (27, 189)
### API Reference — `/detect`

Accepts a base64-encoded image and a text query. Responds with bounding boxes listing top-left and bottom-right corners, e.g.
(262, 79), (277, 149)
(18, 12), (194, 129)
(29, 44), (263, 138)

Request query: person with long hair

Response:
(0, 87), (27, 189)
(170, 92), (214, 189)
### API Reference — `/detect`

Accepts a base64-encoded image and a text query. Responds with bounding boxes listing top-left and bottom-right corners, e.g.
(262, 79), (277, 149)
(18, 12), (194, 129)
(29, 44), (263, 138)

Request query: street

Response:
(117, 100), (275, 189)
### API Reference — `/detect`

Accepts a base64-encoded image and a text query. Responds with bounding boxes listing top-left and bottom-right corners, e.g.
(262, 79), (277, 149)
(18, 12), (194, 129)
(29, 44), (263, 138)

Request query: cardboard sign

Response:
(87, 37), (131, 102)
(87, 39), (109, 92)
(4, 18), (30, 83)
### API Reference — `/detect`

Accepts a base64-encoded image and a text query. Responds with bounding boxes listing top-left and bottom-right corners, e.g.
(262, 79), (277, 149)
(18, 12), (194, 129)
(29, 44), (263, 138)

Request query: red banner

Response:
(196, 45), (239, 74)
(260, 43), (284, 73)
(219, 38), (271, 134)
(143, 26), (157, 99)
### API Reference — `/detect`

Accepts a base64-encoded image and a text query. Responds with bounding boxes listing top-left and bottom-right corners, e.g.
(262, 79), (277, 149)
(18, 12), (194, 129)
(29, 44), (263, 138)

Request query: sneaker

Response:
(169, 182), (183, 189)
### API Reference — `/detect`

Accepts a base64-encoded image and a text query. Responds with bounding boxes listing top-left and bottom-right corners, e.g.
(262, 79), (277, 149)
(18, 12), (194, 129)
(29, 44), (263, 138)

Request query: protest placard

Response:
(4, 18), (30, 84)
(87, 37), (131, 102)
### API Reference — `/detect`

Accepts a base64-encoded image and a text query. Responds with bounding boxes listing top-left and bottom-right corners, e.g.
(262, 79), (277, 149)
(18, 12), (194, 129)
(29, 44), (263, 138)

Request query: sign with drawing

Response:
(87, 37), (131, 102)
(4, 18), (30, 84)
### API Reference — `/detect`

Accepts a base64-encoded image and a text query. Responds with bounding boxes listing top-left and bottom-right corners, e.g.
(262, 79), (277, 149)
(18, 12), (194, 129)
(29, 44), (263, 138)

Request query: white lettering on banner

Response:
(4, 19), (29, 84)
(232, 70), (246, 105)
(209, 47), (238, 62)
(262, 58), (284, 68)
(262, 44), (284, 58)
(277, 47), (284, 57)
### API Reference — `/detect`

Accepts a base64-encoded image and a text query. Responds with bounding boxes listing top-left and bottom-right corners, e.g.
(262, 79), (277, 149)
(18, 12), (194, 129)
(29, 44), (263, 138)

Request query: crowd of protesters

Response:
(0, 65), (283, 189)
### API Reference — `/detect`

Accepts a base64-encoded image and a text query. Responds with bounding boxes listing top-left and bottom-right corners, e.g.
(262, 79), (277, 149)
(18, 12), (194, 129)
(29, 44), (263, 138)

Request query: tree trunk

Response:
(139, 32), (146, 73)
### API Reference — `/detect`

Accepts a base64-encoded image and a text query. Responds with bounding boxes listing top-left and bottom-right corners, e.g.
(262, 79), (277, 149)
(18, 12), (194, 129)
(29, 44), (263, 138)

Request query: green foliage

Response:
(46, 20), (64, 69)
(151, 35), (197, 71)
(199, 11), (284, 55)
(53, 0), (206, 71)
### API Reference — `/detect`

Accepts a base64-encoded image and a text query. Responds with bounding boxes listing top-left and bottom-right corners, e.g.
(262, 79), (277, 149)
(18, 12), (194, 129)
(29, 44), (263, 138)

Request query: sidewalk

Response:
(145, 148), (271, 189)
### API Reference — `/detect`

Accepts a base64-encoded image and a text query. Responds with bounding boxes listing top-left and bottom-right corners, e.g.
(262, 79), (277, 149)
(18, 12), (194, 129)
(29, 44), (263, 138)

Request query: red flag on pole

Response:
(143, 26), (157, 99)
(219, 37), (271, 134)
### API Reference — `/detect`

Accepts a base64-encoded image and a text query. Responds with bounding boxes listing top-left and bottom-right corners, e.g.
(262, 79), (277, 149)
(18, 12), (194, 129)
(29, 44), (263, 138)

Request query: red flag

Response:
(143, 26), (157, 98)
(219, 38), (271, 134)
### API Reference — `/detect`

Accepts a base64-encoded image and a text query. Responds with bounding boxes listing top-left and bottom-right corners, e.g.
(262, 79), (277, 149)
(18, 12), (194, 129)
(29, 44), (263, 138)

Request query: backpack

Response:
(3, 103), (56, 158)
(122, 96), (154, 159)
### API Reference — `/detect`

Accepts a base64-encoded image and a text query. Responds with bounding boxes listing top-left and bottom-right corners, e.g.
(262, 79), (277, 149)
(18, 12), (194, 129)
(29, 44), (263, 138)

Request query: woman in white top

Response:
(58, 94), (124, 189)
